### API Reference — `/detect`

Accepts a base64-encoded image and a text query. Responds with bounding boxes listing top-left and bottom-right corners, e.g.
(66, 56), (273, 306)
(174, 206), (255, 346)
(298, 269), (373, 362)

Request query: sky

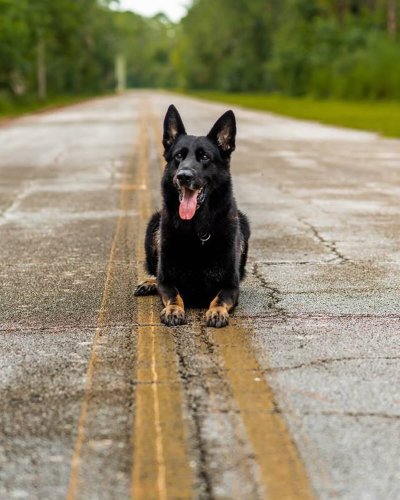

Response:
(115, 0), (190, 22)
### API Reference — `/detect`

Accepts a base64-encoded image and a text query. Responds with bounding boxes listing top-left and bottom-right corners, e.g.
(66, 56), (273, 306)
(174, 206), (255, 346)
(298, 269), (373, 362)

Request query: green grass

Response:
(182, 90), (400, 138)
(0, 93), (111, 120)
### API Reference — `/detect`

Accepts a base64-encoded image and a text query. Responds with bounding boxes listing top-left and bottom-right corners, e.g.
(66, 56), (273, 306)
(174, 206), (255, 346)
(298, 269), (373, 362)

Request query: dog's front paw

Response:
(206, 306), (229, 328)
(134, 279), (158, 296)
(160, 305), (186, 326)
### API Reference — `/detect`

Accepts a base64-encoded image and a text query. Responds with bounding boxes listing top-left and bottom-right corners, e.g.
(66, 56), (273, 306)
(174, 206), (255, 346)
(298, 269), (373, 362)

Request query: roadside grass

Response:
(0, 93), (111, 121)
(182, 91), (400, 138)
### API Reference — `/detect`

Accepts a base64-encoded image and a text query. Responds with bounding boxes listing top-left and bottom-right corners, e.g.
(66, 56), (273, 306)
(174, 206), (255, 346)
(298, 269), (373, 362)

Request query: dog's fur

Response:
(134, 105), (250, 327)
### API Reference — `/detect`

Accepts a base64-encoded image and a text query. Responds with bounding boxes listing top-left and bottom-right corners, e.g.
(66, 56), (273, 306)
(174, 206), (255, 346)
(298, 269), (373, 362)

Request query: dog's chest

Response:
(166, 237), (227, 282)
(172, 253), (225, 306)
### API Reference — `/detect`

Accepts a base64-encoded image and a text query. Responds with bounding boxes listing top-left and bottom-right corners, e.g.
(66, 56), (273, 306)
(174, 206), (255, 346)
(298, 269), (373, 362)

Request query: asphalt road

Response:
(1, 91), (399, 499)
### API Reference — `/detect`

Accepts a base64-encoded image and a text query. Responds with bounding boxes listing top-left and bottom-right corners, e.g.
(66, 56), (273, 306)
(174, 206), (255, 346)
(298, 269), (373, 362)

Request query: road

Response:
(1, 91), (399, 499)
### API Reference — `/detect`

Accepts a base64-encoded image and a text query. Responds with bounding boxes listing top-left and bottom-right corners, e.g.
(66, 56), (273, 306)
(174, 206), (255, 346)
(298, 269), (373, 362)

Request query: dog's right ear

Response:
(207, 110), (236, 158)
(162, 105), (186, 156)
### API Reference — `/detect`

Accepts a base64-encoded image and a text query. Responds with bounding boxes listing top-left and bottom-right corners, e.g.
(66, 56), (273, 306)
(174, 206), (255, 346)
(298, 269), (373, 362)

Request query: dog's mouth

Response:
(178, 186), (206, 220)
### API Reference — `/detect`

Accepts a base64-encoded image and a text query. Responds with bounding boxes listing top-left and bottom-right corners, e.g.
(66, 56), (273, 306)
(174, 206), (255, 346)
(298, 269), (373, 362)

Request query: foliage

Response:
(2, 0), (400, 110)
(175, 0), (400, 100)
(0, 0), (177, 110)
(176, 0), (274, 91)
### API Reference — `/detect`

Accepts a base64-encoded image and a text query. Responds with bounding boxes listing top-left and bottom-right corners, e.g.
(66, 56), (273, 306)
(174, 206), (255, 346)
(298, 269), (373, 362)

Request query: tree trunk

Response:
(388, 0), (397, 38)
(336, 0), (347, 25)
(37, 38), (47, 100)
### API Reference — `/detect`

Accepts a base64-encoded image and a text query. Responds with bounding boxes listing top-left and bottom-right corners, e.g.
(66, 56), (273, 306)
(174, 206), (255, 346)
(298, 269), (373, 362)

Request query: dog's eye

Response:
(174, 152), (183, 161)
(201, 153), (210, 161)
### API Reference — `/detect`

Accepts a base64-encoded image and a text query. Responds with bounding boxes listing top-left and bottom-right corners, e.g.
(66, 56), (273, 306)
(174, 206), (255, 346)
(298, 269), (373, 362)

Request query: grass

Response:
(0, 93), (111, 121)
(182, 90), (400, 138)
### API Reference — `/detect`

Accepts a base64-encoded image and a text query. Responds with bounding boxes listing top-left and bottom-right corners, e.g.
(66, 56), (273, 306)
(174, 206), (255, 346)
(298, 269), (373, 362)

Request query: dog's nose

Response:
(177, 169), (193, 184)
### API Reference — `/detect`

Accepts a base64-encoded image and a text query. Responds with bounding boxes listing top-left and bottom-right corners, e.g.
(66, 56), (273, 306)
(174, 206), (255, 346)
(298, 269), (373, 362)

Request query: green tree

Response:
(176, 0), (275, 91)
(0, 0), (31, 96)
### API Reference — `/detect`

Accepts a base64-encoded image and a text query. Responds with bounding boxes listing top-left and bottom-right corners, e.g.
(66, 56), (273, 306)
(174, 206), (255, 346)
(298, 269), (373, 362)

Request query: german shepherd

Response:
(134, 105), (250, 328)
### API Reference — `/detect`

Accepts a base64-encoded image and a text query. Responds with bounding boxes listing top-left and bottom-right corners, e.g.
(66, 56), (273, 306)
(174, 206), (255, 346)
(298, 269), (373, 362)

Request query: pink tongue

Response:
(179, 188), (198, 220)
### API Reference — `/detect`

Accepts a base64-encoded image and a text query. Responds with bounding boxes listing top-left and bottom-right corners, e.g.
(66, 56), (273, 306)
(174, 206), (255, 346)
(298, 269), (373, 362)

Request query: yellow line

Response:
(131, 101), (193, 500)
(66, 97), (149, 500)
(211, 325), (315, 499)
(150, 317), (168, 500)
(66, 157), (134, 500)
(120, 183), (147, 191)
(66, 98), (193, 500)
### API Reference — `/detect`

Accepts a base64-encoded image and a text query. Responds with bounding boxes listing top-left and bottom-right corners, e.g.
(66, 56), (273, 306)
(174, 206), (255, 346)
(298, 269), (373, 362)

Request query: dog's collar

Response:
(198, 232), (211, 245)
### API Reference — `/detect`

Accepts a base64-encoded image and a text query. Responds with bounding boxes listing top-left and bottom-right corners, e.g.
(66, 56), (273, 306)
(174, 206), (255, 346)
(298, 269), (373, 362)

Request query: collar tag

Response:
(199, 232), (211, 245)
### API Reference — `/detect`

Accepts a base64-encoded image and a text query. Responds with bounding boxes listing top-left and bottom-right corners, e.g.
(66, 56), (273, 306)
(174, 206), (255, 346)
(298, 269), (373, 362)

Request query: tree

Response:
(387, 0), (397, 37)
(176, 0), (274, 90)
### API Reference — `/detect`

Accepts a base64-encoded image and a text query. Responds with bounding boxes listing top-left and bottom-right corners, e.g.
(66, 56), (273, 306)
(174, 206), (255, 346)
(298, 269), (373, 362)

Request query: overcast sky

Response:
(116, 0), (190, 22)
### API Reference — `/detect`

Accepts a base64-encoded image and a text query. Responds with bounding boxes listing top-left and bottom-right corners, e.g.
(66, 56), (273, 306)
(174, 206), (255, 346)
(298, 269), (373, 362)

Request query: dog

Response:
(134, 104), (250, 328)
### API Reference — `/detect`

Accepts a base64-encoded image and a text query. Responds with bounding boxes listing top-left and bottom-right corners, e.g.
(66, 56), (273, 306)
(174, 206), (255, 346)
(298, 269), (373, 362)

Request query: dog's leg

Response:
(158, 283), (186, 326)
(206, 288), (239, 328)
(134, 277), (158, 296)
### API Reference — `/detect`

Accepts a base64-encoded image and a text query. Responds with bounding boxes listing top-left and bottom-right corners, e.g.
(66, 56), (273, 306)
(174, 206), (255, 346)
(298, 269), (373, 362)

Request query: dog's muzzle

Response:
(175, 178), (207, 221)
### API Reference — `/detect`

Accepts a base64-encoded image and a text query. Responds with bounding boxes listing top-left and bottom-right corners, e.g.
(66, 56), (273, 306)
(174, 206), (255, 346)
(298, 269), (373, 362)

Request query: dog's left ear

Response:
(163, 104), (186, 155)
(207, 110), (236, 156)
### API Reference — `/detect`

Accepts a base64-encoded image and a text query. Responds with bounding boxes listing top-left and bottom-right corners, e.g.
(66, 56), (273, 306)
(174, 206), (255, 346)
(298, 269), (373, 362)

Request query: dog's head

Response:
(162, 104), (236, 221)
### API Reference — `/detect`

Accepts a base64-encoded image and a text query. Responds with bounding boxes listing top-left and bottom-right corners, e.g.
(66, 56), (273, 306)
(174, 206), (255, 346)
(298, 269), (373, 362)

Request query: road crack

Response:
(172, 324), (264, 500)
(263, 356), (400, 373)
(172, 329), (215, 500)
(300, 218), (350, 264)
(252, 262), (285, 316)
(303, 410), (400, 420)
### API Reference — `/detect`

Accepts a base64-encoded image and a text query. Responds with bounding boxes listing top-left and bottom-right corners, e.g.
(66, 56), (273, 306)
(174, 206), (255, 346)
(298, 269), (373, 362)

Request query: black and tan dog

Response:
(134, 105), (250, 327)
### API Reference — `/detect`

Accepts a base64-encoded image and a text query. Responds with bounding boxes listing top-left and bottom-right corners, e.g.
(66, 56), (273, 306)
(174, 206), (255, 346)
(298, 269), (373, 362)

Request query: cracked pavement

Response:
(1, 91), (400, 499)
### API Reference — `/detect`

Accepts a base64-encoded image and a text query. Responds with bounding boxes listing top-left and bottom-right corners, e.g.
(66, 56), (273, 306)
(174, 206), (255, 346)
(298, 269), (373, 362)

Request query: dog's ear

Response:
(207, 110), (236, 156)
(163, 105), (186, 154)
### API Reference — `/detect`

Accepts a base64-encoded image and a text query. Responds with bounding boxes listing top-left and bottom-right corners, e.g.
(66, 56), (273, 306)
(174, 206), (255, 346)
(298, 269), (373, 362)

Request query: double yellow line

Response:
(66, 98), (315, 500)
(131, 105), (193, 499)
